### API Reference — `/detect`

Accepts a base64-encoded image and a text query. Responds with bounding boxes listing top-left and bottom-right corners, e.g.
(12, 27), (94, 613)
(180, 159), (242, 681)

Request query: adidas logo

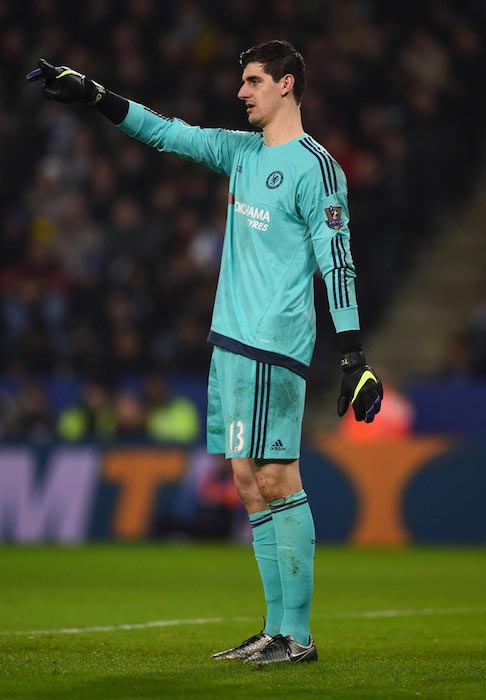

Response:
(270, 439), (286, 451)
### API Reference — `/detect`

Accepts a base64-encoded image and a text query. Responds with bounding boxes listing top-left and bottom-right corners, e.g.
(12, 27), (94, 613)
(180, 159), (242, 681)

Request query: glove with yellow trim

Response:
(26, 58), (105, 106)
(337, 351), (383, 423)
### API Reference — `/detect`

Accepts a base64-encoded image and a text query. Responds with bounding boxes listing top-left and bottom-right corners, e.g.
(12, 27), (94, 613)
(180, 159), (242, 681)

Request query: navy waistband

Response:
(208, 330), (309, 380)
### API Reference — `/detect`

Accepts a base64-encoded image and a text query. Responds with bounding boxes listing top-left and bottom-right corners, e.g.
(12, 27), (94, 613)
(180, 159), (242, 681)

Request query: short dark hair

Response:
(239, 40), (306, 104)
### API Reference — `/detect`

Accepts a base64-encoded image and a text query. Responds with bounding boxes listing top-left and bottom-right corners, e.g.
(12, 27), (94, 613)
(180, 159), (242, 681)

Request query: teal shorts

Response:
(207, 346), (306, 460)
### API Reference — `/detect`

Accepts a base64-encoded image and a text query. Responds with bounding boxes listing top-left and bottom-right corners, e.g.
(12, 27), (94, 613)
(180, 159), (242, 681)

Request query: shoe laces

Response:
(262, 634), (290, 652)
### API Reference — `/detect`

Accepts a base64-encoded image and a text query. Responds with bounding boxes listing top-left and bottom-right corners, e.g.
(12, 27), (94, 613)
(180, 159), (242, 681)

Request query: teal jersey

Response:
(119, 101), (359, 378)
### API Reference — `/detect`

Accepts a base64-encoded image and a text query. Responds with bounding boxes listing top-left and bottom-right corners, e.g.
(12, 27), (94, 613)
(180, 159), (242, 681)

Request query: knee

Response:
(255, 470), (281, 504)
(232, 467), (263, 510)
(233, 470), (257, 501)
(254, 459), (302, 504)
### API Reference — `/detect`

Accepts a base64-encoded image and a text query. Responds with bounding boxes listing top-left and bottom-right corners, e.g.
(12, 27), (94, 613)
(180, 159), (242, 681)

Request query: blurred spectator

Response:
(113, 388), (146, 440)
(197, 455), (243, 538)
(1, 236), (71, 370)
(144, 372), (200, 443)
(52, 190), (104, 281)
(438, 285), (486, 381)
(57, 379), (116, 442)
(1, 206), (30, 270)
(168, 452), (246, 539)
(470, 285), (486, 377)
(0, 380), (54, 443)
(439, 331), (475, 382)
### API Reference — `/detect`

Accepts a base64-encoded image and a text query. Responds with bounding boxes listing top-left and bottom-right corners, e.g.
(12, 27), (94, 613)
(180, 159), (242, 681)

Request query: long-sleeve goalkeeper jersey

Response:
(119, 101), (360, 379)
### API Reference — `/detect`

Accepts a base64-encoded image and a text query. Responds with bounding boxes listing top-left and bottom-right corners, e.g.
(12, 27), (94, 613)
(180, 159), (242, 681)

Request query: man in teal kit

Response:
(27, 40), (383, 664)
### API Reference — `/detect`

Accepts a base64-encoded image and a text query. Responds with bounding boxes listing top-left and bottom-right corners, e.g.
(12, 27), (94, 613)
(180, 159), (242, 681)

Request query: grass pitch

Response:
(0, 544), (485, 699)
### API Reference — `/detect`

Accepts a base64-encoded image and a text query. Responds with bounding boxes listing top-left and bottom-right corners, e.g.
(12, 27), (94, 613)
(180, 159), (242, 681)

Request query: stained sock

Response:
(269, 490), (315, 645)
(249, 509), (283, 637)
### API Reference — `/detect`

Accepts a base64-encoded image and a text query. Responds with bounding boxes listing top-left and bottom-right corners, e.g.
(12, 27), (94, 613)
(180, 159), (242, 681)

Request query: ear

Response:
(280, 73), (295, 98)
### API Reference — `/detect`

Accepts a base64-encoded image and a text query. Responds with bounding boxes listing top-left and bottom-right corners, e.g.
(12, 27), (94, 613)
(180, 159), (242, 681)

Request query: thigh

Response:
(258, 363), (306, 460)
(207, 347), (306, 460)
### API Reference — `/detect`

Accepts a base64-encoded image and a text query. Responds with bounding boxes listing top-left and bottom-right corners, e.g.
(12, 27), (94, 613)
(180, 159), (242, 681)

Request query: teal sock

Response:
(249, 510), (283, 637)
(269, 490), (315, 646)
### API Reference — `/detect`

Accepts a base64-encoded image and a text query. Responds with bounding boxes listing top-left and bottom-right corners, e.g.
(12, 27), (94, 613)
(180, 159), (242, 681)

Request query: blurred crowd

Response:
(0, 372), (202, 443)
(440, 284), (486, 381)
(0, 0), (485, 440)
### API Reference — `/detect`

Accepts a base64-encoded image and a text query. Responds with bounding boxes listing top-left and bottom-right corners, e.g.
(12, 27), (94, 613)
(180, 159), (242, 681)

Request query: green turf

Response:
(0, 545), (485, 699)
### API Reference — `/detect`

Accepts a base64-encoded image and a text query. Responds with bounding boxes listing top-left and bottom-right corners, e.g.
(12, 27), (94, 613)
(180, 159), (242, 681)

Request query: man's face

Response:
(237, 62), (284, 128)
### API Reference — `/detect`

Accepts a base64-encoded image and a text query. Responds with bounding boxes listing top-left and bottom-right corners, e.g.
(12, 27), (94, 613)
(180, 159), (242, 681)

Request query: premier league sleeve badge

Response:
(325, 205), (343, 230)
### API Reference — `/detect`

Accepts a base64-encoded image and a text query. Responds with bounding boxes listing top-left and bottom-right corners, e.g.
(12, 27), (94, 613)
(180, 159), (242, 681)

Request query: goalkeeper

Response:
(27, 41), (382, 665)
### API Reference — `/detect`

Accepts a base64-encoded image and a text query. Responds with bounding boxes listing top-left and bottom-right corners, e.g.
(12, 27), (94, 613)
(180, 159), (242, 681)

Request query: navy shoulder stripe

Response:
(309, 137), (338, 193)
(299, 136), (338, 196)
(299, 138), (329, 196)
(306, 138), (336, 195)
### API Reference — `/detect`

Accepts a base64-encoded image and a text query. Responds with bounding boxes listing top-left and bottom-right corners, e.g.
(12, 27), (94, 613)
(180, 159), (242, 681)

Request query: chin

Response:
(248, 114), (263, 128)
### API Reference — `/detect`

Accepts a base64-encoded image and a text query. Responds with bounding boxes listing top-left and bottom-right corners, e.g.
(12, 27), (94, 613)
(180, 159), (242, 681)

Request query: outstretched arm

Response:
(27, 58), (253, 176)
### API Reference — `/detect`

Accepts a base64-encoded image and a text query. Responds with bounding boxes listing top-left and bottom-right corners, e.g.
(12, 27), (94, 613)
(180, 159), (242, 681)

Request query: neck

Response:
(262, 104), (304, 146)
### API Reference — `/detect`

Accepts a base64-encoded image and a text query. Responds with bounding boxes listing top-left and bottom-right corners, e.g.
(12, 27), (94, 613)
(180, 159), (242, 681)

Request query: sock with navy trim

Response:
(269, 490), (315, 645)
(249, 509), (283, 637)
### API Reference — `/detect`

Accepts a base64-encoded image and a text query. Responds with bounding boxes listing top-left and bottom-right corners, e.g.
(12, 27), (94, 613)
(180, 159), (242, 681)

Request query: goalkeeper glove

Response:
(26, 58), (105, 106)
(337, 351), (383, 423)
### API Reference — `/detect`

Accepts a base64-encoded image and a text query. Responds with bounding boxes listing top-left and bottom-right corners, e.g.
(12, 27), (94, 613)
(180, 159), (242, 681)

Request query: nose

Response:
(238, 84), (250, 100)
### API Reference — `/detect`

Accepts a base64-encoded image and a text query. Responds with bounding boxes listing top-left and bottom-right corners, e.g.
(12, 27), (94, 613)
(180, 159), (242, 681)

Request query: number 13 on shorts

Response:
(229, 420), (244, 453)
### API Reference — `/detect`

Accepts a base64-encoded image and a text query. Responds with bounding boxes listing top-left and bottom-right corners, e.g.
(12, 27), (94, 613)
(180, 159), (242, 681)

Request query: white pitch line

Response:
(0, 617), (229, 637)
(334, 606), (486, 619)
(0, 607), (484, 637)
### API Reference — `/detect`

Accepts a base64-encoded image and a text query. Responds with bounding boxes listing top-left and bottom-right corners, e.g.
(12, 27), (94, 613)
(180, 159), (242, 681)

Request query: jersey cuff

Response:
(330, 306), (360, 333)
(118, 100), (146, 137)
